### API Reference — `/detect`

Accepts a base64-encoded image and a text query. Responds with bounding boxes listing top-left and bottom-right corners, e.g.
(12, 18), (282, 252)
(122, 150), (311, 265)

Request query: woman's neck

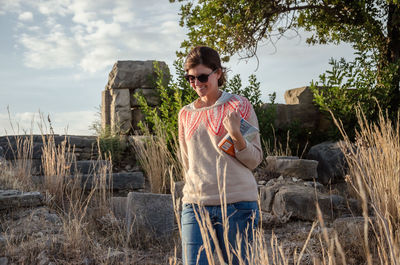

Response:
(195, 90), (222, 108)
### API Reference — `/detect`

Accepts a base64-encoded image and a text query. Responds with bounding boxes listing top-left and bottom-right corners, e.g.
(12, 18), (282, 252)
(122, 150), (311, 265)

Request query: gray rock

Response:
(111, 197), (128, 220)
(0, 190), (43, 210)
(307, 141), (347, 184)
(70, 160), (111, 175)
(265, 156), (318, 180)
(303, 181), (324, 191)
(0, 257), (8, 265)
(45, 213), (61, 224)
(284, 86), (314, 105)
(106, 60), (169, 90)
(259, 183), (285, 212)
(80, 171), (145, 191)
(34, 171), (145, 191)
(0, 235), (6, 250)
(271, 184), (360, 221)
(110, 88), (132, 134)
(126, 192), (174, 241)
(58, 136), (97, 149)
(0, 146), (4, 158)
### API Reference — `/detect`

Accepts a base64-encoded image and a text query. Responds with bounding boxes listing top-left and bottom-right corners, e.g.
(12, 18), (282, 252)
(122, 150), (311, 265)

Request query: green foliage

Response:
(310, 50), (398, 139)
(99, 131), (123, 163)
(171, 0), (400, 132)
(134, 60), (197, 146)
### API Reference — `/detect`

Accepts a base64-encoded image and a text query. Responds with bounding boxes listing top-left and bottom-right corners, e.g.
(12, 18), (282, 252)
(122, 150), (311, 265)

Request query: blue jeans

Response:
(181, 201), (259, 265)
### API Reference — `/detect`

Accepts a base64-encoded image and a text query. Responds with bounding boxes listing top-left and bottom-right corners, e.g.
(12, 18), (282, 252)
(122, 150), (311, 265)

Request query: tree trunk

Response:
(387, 3), (400, 115)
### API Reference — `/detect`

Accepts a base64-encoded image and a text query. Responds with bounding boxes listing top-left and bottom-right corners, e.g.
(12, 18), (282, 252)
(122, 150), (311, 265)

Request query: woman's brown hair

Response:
(184, 46), (227, 87)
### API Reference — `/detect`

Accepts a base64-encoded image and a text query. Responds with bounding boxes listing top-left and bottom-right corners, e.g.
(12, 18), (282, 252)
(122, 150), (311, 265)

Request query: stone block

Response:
(107, 172), (145, 190)
(0, 190), (43, 210)
(70, 160), (111, 175)
(126, 192), (174, 240)
(106, 60), (169, 90)
(110, 88), (132, 134)
(102, 89), (112, 129)
(284, 86), (314, 105)
(0, 257), (8, 265)
(265, 156), (318, 180)
(111, 197), (127, 220)
(271, 103), (320, 131)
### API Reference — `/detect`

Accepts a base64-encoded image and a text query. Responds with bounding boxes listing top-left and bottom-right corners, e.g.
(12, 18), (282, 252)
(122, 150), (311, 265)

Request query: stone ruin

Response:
(101, 60), (332, 137)
(101, 60), (169, 134)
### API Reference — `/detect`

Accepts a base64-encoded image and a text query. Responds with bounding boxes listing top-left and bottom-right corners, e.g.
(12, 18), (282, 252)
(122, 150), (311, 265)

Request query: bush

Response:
(310, 50), (398, 140)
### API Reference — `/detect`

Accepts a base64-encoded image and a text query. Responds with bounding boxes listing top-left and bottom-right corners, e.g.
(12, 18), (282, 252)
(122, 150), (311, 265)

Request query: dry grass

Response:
(333, 107), (400, 265)
(130, 121), (184, 194)
(2, 106), (400, 264)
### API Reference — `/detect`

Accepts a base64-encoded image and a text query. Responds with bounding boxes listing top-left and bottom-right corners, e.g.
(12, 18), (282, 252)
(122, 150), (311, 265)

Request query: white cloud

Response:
(0, 110), (97, 136)
(0, 0), (22, 15)
(8, 0), (184, 73)
(19, 30), (81, 69)
(80, 45), (120, 73)
(18, 11), (33, 21)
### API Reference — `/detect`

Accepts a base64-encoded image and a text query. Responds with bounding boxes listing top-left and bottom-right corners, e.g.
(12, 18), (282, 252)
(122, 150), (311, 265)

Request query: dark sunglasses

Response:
(184, 69), (218, 83)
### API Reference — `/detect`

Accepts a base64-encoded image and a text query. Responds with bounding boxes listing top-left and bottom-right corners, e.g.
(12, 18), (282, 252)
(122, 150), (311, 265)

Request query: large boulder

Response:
(126, 192), (174, 241)
(259, 179), (361, 221)
(265, 156), (318, 180)
(306, 141), (347, 184)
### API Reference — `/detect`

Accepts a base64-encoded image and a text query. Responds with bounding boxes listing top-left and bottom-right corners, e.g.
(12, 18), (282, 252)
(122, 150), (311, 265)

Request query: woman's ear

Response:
(216, 68), (222, 79)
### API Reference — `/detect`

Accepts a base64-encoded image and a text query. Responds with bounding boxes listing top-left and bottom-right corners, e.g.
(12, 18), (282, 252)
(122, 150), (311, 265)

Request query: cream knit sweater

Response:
(178, 91), (263, 205)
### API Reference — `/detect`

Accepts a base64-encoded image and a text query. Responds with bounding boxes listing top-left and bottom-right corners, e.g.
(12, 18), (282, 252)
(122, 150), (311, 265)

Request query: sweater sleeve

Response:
(234, 103), (263, 170)
(178, 108), (189, 173)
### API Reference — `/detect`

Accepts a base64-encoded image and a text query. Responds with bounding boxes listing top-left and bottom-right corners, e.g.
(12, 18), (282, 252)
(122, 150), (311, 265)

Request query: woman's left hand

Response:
(223, 110), (247, 151)
(223, 109), (242, 139)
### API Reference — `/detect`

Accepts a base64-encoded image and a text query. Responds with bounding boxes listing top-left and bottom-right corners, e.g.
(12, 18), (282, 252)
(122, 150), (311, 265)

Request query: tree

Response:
(170, 0), (400, 116)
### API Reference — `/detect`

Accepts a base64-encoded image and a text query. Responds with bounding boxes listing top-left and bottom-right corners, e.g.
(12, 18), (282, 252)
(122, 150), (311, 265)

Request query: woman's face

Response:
(186, 64), (221, 98)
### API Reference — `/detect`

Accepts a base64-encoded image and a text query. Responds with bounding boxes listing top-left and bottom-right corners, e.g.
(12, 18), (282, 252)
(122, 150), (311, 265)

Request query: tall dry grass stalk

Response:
(0, 135), (35, 190)
(332, 106), (400, 265)
(130, 122), (184, 194)
(1, 109), (36, 190)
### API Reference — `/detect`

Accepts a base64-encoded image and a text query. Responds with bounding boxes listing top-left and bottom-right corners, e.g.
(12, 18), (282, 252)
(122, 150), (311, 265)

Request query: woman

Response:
(178, 46), (263, 265)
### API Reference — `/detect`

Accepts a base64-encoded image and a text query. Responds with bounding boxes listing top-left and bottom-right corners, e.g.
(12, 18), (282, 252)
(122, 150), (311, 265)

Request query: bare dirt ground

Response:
(0, 204), (327, 265)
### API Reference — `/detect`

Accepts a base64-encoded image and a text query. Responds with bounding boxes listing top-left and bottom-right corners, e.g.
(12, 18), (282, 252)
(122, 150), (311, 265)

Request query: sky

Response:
(0, 0), (356, 136)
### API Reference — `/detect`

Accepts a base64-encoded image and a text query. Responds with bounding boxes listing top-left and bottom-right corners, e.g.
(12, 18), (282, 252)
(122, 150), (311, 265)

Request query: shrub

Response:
(310, 50), (398, 140)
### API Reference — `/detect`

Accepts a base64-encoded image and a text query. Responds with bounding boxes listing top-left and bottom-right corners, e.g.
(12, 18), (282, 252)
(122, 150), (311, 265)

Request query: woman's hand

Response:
(223, 110), (246, 151)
